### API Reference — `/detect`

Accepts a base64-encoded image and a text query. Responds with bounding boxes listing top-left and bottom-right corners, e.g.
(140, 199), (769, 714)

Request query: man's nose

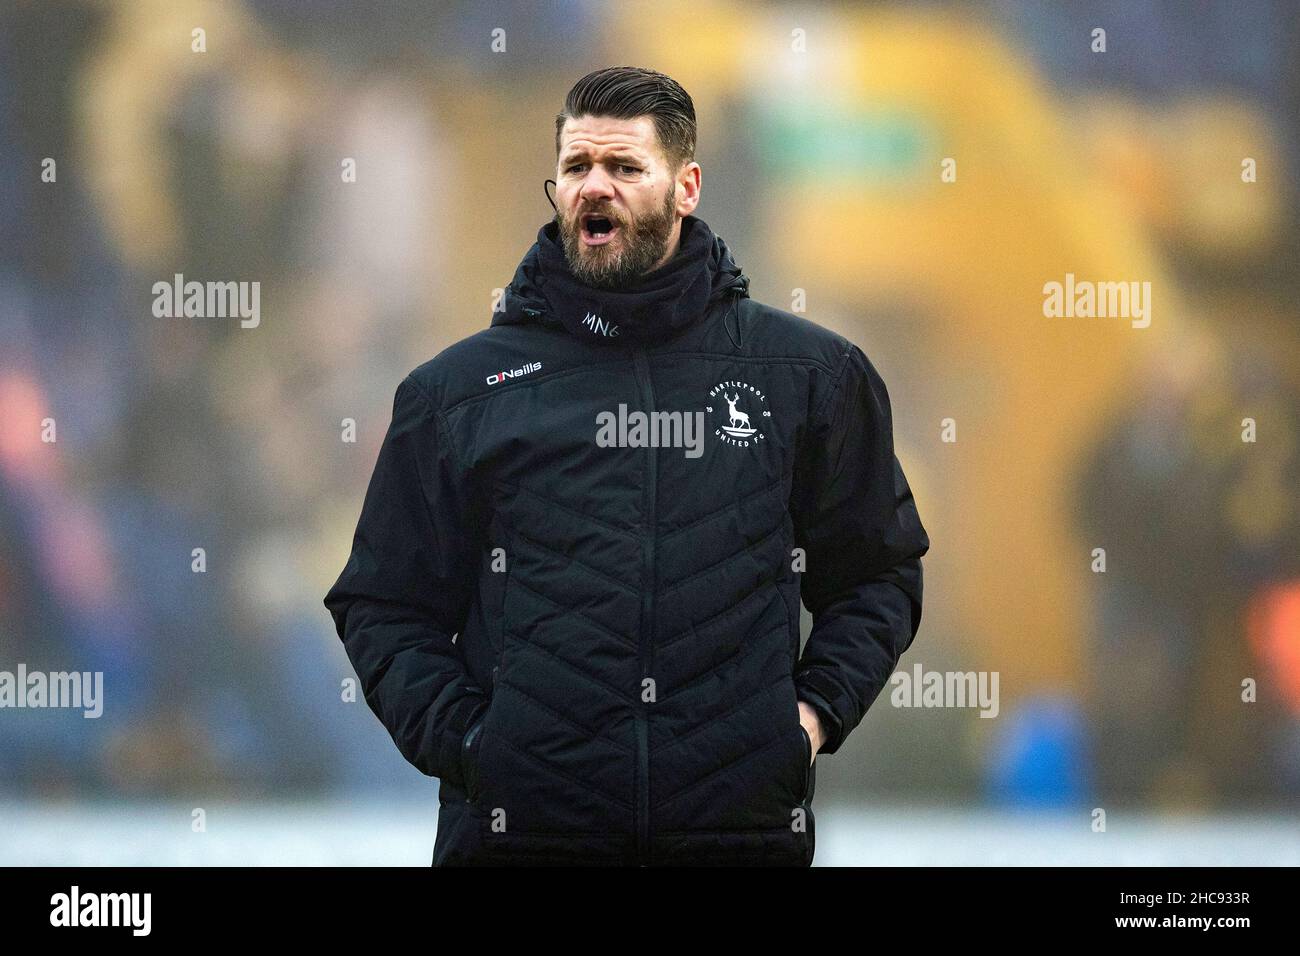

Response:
(578, 165), (616, 204)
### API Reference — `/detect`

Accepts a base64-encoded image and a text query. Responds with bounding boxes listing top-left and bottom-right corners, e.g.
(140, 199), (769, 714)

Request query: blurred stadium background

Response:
(1, 0), (1298, 864)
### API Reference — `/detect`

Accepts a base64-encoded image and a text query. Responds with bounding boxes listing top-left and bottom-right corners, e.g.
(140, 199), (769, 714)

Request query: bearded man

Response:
(325, 65), (930, 866)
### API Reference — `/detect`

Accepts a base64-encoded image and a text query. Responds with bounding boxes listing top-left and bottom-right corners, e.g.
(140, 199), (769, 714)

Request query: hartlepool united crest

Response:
(706, 380), (769, 448)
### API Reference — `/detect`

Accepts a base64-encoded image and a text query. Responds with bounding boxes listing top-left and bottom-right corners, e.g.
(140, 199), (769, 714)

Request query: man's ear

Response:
(675, 161), (702, 217)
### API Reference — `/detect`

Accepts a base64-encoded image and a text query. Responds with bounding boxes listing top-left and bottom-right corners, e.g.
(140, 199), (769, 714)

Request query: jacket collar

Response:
(493, 214), (750, 347)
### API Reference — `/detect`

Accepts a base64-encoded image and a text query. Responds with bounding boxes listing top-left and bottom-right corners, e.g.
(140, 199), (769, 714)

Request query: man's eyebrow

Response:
(561, 147), (648, 165)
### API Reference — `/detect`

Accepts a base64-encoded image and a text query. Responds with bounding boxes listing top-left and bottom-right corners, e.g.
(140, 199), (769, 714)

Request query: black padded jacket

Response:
(324, 214), (930, 866)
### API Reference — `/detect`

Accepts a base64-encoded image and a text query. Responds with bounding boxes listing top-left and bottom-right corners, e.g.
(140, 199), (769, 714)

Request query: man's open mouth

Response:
(581, 213), (619, 246)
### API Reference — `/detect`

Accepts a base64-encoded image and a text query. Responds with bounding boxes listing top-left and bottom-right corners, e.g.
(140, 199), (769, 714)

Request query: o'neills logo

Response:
(707, 380), (769, 448)
(486, 361), (542, 385)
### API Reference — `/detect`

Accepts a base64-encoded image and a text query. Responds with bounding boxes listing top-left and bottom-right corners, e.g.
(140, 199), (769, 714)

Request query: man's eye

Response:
(565, 163), (587, 174)
(618, 164), (641, 175)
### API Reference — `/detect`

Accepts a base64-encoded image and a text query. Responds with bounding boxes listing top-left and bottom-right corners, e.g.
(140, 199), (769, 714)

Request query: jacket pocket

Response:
(796, 723), (813, 803)
(486, 499), (515, 660)
(783, 656), (813, 806)
(460, 711), (489, 804)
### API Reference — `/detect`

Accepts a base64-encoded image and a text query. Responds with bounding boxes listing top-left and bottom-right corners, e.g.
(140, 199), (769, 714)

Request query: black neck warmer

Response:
(535, 214), (718, 346)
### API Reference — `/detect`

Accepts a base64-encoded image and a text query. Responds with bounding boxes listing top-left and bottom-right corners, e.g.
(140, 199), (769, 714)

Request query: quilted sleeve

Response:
(324, 375), (489, 786)
(789, 344), (930, 755)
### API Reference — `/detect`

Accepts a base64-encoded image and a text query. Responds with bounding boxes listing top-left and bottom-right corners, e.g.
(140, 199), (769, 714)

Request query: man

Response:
(324, 66), (930, 866)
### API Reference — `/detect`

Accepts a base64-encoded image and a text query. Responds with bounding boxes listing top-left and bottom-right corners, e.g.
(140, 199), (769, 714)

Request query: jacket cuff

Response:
(794, 674), (845, 755)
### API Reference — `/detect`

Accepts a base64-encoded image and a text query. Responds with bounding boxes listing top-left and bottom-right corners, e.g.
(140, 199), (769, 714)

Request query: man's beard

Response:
(556, 189), (678, 290)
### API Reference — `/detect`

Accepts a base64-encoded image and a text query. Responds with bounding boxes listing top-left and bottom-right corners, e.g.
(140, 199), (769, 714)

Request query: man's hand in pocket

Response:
(797, 701), (824, 765)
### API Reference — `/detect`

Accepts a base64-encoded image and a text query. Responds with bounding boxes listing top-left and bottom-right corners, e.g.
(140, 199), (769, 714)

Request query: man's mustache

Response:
(572, 206), (625, 227)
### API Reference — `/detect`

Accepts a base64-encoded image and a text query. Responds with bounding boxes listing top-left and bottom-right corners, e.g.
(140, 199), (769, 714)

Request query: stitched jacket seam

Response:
(659, 476), (784, 544)
(436, 353), (840, 420)
(443, 360), (632, 416)
(810, 343), (854, 431)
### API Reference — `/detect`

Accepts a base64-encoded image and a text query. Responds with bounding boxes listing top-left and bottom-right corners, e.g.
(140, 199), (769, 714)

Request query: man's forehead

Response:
(559, 115), (659, 157)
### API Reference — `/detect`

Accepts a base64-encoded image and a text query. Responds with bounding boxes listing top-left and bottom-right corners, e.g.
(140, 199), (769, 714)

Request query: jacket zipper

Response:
(631, 348), (657, 866)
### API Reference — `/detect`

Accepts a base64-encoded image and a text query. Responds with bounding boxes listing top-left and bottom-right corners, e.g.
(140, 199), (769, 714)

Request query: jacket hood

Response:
(492, 214), (751, 347)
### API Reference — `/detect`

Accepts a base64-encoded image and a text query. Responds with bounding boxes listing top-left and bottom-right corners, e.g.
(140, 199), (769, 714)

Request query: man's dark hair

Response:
(555, 66), (696, 171)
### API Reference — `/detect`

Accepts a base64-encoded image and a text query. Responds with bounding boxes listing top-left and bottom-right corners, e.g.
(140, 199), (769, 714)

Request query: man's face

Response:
(554, 114), (692, 289)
